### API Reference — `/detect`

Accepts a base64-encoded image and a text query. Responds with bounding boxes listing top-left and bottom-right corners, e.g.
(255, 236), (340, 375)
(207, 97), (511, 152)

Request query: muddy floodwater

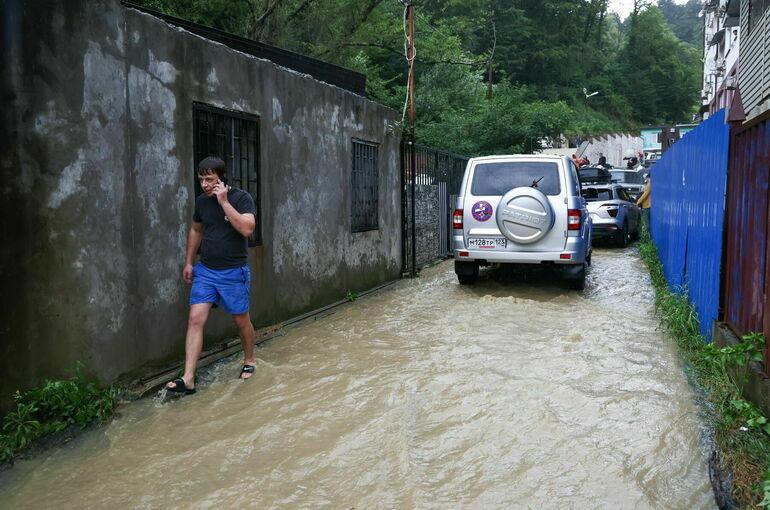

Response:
(0, 248), (715, 509)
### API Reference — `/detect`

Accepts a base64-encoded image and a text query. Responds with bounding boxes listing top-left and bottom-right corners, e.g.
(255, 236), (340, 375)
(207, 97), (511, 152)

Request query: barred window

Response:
(351, 139), (379, 232)
(193, 103), (261, 245)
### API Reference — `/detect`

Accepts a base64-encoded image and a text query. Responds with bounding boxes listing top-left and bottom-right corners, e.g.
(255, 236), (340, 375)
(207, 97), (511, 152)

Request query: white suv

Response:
(452, 155), (592, 289)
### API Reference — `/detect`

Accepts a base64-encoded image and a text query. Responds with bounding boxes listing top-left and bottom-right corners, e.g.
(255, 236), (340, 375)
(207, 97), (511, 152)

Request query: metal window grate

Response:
(351, 139), (379, 233)
(193, 103), (261, 245)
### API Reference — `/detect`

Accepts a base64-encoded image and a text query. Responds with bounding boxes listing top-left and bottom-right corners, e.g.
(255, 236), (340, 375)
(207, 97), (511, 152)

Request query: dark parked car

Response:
(577, 165), (613, 185)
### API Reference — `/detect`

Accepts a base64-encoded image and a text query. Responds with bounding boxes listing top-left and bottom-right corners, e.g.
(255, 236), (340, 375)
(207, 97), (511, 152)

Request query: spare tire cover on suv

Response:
(496, 187), (555, 244)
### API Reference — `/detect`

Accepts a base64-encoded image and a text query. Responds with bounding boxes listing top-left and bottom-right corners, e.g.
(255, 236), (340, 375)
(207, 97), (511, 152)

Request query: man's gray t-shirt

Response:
(193, 188), (256, 270)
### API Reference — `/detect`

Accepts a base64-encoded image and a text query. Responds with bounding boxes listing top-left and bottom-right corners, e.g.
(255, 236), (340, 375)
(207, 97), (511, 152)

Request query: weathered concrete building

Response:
(700, 0), (740, 119)
(0, 0), (401, 407)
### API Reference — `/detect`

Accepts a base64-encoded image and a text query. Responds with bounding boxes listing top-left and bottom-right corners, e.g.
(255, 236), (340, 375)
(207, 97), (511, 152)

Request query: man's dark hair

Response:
(197, 156), (226, 178)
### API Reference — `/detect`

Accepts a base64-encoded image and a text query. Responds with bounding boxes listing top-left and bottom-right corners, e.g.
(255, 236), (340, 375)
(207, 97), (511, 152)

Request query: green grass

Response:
(0, 362), (119, 464)
(638, 229), (770, 508)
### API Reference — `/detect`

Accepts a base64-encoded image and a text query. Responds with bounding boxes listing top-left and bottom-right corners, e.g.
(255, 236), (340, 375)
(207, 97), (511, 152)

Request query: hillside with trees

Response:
(658, 0), (704, 47)
(134, 0), (702, 156)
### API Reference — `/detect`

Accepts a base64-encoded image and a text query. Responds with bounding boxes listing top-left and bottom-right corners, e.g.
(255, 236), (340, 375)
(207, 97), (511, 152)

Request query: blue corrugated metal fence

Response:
(650, 109), (730, 340)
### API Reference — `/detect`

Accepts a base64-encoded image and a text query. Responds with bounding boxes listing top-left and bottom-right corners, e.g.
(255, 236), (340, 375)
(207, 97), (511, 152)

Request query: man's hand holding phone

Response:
(213, 179), (230, 205)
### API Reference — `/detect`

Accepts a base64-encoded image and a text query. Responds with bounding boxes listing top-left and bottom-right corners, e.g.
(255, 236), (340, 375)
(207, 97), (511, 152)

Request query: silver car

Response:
(609, 169), (646, 200)
(453, 155), (592, 289)
(582, 183), (641, 247)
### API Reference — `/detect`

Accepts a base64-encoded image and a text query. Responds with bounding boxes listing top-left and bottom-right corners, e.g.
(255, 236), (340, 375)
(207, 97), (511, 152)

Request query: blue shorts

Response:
(190, 263), (251, 314)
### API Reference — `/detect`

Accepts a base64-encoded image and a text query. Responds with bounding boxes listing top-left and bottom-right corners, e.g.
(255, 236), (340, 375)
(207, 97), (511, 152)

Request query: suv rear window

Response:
(578, 166), (612, 184)
(610, 171), (644, 184)
(471, 162), (561, 196)
(583, 187), (614, 201)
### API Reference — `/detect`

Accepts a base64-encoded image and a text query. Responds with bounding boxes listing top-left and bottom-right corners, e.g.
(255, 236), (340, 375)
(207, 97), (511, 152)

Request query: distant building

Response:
(640, 124), (698, 158)
(700, 0), (740, 120)
(705, 0), (770, 122)
(732, 0), (770, 120)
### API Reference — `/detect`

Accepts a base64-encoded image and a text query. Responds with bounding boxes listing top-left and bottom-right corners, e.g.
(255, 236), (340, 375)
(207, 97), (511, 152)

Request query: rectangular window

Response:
(471, 162), (561, 196)
(583, 187), (613, 202)
(351, 139), (379, 233)
(193, 103), (261, 245)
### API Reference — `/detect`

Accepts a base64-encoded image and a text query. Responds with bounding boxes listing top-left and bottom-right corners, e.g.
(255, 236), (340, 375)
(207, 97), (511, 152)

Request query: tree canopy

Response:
(133, 0), (702, 156)
(657, 0), (704, 47)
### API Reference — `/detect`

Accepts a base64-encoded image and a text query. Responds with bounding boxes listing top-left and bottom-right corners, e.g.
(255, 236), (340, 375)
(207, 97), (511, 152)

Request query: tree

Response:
(617, 6), (700, 124)
(657, 0), (704, 47)
(130, 0), (699, 147)
(414, 65), (576, 156)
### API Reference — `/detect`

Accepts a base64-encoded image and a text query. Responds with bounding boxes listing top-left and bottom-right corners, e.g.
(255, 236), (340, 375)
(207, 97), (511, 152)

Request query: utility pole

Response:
(399, 1), (417, 276)
(407, 3), (415, 133)
(487, 21), (496, 100)
(487, 61), (493, 100)
(407, 3), (417, 276)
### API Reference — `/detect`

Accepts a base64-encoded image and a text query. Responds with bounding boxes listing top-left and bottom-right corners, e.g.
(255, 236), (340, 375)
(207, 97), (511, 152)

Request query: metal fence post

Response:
(400, 136), (408, 275)
(410, 136), (417, 277)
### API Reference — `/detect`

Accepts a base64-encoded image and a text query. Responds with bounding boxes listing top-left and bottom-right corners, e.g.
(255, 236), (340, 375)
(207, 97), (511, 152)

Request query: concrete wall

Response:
(0, 0), (401, 407)
(581, 133), (643, 167)
(541, 134), (643, 166)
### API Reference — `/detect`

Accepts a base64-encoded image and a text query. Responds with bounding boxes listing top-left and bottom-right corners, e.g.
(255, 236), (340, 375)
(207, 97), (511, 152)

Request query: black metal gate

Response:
(401, 135), (468, 276)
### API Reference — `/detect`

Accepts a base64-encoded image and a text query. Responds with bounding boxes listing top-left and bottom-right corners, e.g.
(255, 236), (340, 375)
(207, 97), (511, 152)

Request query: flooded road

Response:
(0, 247), (715, 509)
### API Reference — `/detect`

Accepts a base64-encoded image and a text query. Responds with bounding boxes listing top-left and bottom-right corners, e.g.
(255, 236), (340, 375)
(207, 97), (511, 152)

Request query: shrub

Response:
(0, 362), (118, 464)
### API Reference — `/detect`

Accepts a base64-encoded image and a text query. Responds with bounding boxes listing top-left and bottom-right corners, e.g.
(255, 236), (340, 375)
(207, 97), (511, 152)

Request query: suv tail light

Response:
(453, 209), (463, 229)
(601, 203), (619, 218)
(567, 209), (581, 230)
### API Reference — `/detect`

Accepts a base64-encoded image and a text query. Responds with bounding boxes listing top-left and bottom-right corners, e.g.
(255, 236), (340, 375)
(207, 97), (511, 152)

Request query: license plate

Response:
(468, 237), (507, 249)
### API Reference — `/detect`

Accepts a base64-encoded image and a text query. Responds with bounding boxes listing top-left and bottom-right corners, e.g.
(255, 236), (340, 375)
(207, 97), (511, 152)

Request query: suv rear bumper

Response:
(453, 235), (588, 264)
(590, 218), (623, 238)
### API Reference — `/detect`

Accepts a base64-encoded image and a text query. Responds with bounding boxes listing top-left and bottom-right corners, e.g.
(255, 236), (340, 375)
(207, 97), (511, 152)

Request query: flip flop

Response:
(165, 377), (196, 395)
(238, 364), (256, 379)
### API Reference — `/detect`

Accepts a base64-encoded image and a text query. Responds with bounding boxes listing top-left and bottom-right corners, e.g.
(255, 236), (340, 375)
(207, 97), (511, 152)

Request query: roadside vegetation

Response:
(639, 231), (770, 508)
(0, 362), (119, 464)
(132, 0), (701, 156)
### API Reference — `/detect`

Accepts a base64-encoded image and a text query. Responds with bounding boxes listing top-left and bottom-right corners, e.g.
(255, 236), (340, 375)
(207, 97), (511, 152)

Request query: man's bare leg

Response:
(167, 302), (212, 390)
(233, 311), (256, 379)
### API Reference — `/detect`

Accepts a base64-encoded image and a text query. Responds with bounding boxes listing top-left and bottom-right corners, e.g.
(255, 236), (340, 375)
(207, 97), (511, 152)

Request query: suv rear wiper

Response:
(531, 176), (544, 188)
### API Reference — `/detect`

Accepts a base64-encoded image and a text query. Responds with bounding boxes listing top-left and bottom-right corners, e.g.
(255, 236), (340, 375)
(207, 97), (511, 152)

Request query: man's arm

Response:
(182, 222), (204, 283)
(636, 185), (650, 205)
(213, 182), (255, 237)
(220, 201), (255, 237)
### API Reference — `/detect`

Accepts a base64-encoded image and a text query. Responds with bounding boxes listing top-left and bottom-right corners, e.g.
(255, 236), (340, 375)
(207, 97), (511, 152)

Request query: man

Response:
(598, 153), (607, 167)
(637, 173), (651, 234)
(166, 157), (257, 395)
